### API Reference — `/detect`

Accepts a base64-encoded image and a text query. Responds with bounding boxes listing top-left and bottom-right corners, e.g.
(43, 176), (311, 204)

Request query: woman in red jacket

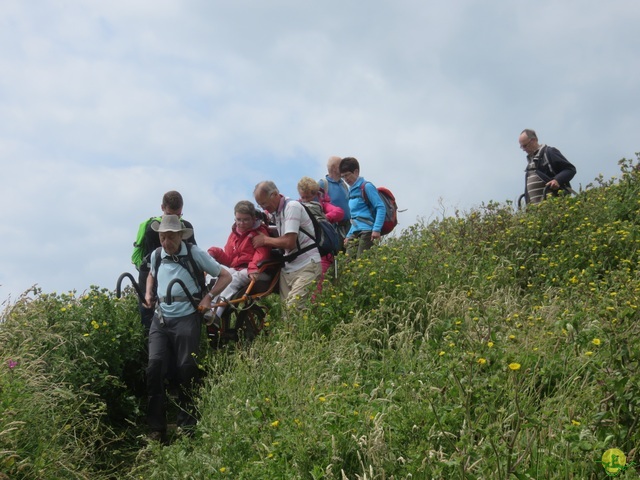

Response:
(207, 200), (271, 323)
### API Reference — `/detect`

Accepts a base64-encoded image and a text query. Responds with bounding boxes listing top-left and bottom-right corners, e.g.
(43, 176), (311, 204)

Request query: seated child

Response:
(297, 176), (344, 278)
(207, 200), (271, 323)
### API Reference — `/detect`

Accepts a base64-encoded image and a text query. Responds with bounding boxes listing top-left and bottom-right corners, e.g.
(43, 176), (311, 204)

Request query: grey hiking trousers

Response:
(147, 311), (201, 433)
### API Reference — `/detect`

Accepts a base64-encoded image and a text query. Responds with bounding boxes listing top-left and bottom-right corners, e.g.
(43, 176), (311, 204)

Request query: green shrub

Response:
(3, 155), (640, 479)
(0, 286), (146, 479)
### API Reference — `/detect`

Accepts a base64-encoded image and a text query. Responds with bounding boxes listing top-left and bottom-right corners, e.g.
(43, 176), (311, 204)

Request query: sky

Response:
(1, 0), (639, 304)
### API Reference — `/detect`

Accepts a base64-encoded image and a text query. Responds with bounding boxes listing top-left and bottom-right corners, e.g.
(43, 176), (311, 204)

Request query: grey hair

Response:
(254, 180), (279, 196)
(521, 129), (538, 140)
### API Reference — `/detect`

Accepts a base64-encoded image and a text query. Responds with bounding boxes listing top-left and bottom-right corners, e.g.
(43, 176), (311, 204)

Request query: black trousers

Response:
(147, 311), (202, 433)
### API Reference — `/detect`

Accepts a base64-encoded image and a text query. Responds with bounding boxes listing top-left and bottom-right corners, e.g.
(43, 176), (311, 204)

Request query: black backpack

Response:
(152, 243), (207, 301)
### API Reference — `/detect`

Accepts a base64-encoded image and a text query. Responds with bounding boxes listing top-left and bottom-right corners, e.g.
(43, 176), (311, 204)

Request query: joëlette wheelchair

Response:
(116, 258), (281, 349)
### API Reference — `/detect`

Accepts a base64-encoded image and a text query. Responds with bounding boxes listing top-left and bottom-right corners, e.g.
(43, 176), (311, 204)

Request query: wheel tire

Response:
(236, 305), (266, 342)
(206, 310), (234, 349)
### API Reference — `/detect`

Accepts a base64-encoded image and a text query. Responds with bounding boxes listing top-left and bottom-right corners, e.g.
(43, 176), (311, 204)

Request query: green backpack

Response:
(131, 216), (161, 268)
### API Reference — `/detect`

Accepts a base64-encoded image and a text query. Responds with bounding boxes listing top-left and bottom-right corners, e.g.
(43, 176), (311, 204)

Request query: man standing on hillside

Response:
(519, 129), (577, 205)
(318, 156), (351, 248)
(132, 190), (197, 332)
(143, 215), (231, 442)
(252, 180), (321, 309)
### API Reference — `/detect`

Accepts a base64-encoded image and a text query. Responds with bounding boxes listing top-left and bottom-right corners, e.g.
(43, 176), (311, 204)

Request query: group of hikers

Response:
(132, 130), (577, 443)
(132, 156), (389, 443)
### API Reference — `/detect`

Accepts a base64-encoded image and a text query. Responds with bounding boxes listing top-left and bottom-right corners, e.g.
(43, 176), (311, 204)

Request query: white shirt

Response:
(275, 197), (320, 273)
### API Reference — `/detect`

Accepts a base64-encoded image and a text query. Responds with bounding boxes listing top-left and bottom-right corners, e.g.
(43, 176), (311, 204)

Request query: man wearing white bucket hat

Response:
(133, 190), (197, 332)
(143, 214), (231, 442)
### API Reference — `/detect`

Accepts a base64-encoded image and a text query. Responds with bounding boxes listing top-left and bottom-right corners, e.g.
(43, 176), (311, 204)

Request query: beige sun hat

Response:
(150, 215), (193, 239)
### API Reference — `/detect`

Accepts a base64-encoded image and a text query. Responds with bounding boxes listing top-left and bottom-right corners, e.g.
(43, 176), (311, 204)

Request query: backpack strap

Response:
(532, 145), (556, 177)
(183, 242), (207, 295)
(319, 176), (349, 196)
(280, 199), (318, 262)
(541, 146), (557, 176)
(360, 182), (372, 207)
(152, 243), (207, 301)
(355, 182), (375, 225)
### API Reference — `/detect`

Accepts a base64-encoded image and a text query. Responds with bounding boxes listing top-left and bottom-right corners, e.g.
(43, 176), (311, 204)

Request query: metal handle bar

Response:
(165, 278), (200, 309)
(542, 185), (550, 200)
(203, 259), (282, 313)
(518, 185), (552, 211)
(115, 272), (144, 300)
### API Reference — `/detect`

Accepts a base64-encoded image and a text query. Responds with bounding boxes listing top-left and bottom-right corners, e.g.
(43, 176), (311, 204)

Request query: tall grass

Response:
(2, 156), (640, 479)
(1, 287), (146, 479)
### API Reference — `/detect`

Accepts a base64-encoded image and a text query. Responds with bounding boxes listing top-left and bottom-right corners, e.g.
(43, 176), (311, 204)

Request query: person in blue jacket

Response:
(339, 157), (386, 258)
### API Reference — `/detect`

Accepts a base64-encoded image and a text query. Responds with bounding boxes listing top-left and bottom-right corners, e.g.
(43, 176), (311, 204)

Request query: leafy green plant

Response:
(3, 154), (640, 479)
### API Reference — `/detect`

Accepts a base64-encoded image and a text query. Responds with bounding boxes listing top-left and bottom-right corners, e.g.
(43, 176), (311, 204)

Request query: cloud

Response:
(1, 0), (639, 301)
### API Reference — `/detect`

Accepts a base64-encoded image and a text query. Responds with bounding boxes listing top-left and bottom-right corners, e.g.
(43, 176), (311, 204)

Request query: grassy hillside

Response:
(2, 156), (640, 479)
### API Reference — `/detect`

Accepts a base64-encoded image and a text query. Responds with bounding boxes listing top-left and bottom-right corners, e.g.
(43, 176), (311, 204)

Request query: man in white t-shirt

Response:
(252, 180), (321, 308)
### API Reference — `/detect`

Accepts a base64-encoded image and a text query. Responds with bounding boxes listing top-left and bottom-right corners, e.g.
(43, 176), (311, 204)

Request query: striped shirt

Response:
(526, 158), (546, 204)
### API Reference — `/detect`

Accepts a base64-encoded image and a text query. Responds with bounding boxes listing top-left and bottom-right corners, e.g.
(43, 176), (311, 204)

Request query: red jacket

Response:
(208, 221), (271, 274)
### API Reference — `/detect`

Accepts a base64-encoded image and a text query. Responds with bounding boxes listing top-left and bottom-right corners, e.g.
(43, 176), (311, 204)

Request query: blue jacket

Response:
(347, 177), (385, 237)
